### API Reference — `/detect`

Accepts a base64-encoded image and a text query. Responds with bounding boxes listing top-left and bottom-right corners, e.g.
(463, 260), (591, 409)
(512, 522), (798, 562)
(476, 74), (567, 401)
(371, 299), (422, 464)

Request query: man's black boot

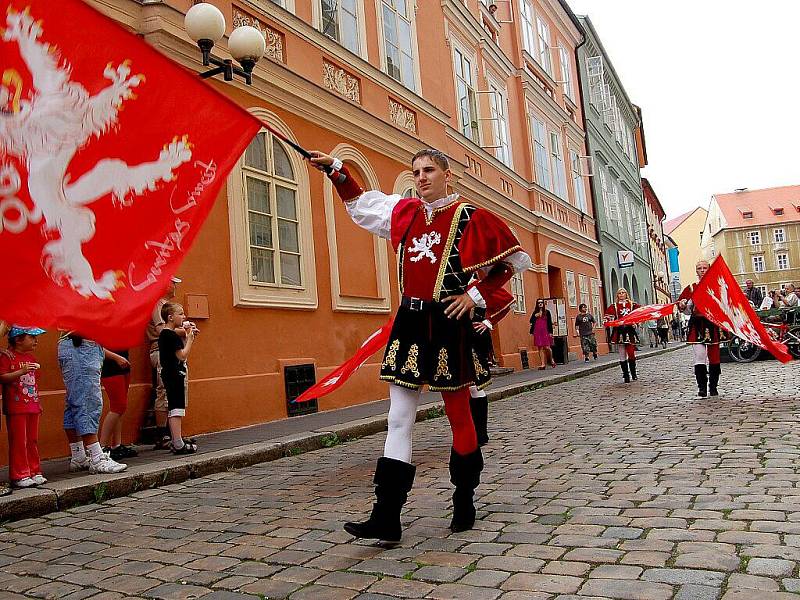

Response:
(449, 447), (484, 533)
(469, 395), (489, 447)
(344, 457), (416, 542)
(628, 359), (637, 381)
(620, 361), (630, 383)
(708, 363), (721, 396)
(694, 364), (708, 398)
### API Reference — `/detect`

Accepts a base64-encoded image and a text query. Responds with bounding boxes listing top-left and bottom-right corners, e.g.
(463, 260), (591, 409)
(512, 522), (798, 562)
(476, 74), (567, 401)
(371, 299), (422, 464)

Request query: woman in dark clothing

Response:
(530, 298), (556, 370)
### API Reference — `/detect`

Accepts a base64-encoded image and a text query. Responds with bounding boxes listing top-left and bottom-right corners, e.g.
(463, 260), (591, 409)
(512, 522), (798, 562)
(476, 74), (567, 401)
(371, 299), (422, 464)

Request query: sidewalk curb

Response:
(0, 345), (680, 523)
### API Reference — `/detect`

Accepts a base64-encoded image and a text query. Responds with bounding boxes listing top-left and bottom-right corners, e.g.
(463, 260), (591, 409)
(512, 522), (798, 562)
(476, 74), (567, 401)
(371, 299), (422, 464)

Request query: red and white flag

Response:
(0, 0), (261, 346)
(605, 303), (675, 328)
(294, 319), (394, 404)
(692, 257), (792, 363)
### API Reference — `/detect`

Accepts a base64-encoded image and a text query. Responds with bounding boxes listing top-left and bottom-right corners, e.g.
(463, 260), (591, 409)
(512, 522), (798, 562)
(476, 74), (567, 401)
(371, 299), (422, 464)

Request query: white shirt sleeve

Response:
(467, 286), (486, 307)
(345, 190), (402, 241)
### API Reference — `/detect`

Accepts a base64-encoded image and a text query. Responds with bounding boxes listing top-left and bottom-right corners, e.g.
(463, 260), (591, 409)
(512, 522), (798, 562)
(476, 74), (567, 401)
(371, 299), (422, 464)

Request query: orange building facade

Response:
(3, 0), (606, 464)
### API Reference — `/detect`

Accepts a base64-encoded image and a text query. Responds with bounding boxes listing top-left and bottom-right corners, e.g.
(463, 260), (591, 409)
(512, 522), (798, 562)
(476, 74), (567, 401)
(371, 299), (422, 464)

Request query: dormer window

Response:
(771, 206), (784, 216)
(742, 211), (753, 219)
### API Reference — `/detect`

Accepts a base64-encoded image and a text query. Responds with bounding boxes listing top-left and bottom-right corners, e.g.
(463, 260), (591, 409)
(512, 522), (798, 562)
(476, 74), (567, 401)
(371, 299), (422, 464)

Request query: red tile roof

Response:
(714, 185), (800, 229)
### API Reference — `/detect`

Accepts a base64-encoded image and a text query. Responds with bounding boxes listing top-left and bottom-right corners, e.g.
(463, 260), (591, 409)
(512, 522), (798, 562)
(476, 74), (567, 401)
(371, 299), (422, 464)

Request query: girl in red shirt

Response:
(0, 326), (46, 488)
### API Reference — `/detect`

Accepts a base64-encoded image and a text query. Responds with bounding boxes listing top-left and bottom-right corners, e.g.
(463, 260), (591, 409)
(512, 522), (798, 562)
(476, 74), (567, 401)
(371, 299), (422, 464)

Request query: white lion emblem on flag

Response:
(0, 7), (192, 299)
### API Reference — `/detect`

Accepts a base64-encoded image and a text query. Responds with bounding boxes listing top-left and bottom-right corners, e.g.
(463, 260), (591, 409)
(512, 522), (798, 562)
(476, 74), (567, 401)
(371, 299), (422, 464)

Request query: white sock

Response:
(86, 442), (104, 462)
(172, 438), (185, 450)
(69, 442), (86, 461)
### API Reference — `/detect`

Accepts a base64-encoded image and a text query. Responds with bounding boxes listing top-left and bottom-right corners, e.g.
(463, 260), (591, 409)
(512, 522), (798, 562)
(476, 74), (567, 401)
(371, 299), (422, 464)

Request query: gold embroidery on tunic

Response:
(400, 344), (420, 377)
(472, 349), (489, 378)
(435, 347), (452, 380)
(383, 340), (399, 371)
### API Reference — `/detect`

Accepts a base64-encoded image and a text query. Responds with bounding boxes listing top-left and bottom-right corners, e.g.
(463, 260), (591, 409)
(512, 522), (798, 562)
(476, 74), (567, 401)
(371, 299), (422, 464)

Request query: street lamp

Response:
(185, 2), (265, 85)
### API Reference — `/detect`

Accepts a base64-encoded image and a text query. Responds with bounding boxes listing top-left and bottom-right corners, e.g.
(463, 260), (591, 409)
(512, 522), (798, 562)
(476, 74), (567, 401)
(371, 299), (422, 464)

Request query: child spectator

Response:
(574, 304), (598, 362)
(99, 349), (137, 461)
(0, 326), (46, 488)
(158, 303), (198, 454)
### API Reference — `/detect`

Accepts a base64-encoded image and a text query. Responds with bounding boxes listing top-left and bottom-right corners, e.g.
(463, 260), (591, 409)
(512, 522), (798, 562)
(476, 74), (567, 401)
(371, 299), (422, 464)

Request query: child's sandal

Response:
(171, 443), (197, 455)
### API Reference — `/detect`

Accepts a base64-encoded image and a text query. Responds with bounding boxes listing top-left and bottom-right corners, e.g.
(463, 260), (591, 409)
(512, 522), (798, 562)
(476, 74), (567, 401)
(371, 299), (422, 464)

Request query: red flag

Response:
(605, 303), (675, 327)
(0, 0), (261, 346)
(692, 257), (792, 363)
(294, 319), (394, 403)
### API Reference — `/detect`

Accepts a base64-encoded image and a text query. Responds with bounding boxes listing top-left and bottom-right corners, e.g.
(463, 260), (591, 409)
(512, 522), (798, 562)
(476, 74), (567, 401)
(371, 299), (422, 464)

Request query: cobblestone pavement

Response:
(2, 351), (800, 600)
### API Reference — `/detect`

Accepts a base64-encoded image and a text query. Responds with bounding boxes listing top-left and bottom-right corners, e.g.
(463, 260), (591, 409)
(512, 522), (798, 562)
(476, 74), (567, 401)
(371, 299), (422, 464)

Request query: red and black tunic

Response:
(678, 284), (722, 345)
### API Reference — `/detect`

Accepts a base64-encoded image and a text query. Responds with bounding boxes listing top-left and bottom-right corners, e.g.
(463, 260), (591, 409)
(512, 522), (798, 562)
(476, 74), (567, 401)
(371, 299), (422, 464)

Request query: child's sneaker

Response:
(11, 477), (37, 488)
(89, 453), (127, 474)
(69, 455), (90, 472)
(31, 474), (47, 485)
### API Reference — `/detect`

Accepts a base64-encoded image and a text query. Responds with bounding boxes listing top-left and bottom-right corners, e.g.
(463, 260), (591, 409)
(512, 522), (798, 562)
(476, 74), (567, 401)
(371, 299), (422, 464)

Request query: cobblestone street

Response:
(2, 351), (800, 600)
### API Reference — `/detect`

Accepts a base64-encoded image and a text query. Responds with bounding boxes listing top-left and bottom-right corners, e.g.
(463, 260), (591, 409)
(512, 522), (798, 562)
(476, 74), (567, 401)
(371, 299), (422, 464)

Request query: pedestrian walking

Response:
(678, 260), (723, 398)
(604, 288), (640, 383)
(574, 303), (598, 362)
(0, 326), (46, 489)
(158, 303), (198, 454)
(646, 319), (658, 348)
(309, 147), (531, 541)
(530, 299), (556, 370)
(657, 316), (669, 348)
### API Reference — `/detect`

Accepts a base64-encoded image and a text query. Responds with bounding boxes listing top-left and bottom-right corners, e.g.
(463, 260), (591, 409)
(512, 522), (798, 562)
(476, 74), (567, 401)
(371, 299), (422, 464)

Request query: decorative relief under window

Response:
(232, 8), (285, 62)
(388, 98), (417, 133)
(322, 60), (361, 103)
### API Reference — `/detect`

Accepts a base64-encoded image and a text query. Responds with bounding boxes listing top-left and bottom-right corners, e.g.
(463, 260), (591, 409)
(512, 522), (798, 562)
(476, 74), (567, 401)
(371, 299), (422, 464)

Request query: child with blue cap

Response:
(0, 325), (47, 490)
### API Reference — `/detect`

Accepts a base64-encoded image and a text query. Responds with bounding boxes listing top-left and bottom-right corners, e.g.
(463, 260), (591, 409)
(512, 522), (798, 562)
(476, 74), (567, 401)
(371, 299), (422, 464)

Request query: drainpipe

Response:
(573, 30), (610, 347)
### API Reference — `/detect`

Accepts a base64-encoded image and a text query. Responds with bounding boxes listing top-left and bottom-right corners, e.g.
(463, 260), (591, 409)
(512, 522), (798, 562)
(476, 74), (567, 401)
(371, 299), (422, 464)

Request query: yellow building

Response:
(701, 186), (800, 297)
(664, 207), (708, 289)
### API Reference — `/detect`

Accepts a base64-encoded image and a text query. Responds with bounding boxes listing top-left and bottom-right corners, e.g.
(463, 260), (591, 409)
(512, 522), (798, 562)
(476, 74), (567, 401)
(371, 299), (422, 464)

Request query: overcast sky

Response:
(566, 0), (800, 219)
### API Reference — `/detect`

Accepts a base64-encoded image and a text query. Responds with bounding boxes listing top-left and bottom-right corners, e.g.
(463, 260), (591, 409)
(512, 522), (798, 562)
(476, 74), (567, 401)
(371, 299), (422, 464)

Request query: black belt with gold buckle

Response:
(401, 296), (435, 311)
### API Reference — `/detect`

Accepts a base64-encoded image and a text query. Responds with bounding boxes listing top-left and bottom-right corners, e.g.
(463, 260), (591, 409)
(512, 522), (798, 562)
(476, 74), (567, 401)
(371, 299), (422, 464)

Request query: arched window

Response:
(243, 132), (301, 287)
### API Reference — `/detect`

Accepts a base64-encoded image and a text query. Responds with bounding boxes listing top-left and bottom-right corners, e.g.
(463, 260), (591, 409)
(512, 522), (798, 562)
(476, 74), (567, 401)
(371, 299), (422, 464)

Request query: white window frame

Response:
(378, 0), (418, 91)
(777, 252), (790, 270)
(510, 272), (526, 313)
(228, 109), (317, 309)
(487, 76), (513, 168)
(531, 114), (551, 191)
(774, 228), (786, 243)
(591, 278), (602, 327)
(549, 130), (567, 200)
(748, 230), (761, 245)
(558, 45), (574, 101)
(579, 273), (590, 309)
(453, 41), (480, 144)
(535, 16), (553, 76)
(318, 0), (363, 55)
(587, 55), (605, 110)
(753, 255), (765, 273)
(569, 149), (587, 212)
(519, 0), (536, 56)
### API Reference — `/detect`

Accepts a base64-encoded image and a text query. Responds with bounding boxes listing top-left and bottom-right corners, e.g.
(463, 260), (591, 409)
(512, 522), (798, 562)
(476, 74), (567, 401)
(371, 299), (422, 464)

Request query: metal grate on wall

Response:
(284, 364), (318, 417)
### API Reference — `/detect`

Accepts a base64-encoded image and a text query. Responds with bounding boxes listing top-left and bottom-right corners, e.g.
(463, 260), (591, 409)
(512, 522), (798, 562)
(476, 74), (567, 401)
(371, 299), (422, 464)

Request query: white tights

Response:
(384, 384), (421, 463)
(692, 343), (709, 365)
(468, 385), (486, 399)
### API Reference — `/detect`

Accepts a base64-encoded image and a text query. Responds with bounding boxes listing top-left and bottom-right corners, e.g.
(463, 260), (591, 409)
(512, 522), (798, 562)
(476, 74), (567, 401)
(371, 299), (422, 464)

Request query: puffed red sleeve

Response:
(469, 262), (514, 306)
(458, 208), (523, 272)
(677, 285), (693, 302)
(604, 304), (616, 321)
(328, 164), (364, 203)
(486, 287), (514, 324)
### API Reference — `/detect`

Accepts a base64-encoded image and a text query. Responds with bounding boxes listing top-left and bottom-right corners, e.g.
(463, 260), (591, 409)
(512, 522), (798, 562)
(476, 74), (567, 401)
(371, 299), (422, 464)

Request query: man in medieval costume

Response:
(604, 288), (640, 383)
(309, 148), (531, 541)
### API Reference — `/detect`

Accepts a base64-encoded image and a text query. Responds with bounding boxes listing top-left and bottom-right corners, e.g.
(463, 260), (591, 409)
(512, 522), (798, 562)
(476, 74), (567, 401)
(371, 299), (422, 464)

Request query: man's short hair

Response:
(411, 148), (449, 171)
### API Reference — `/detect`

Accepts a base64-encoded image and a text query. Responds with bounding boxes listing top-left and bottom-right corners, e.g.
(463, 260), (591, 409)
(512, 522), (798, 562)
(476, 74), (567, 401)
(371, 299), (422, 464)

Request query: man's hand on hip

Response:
(442, 293), (476, 320)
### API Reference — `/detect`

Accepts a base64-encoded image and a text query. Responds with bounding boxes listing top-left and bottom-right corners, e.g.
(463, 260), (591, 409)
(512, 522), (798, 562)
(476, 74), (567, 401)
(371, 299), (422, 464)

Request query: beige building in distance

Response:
(664, 206), (708, 289)
(700, 185), (800, 297)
